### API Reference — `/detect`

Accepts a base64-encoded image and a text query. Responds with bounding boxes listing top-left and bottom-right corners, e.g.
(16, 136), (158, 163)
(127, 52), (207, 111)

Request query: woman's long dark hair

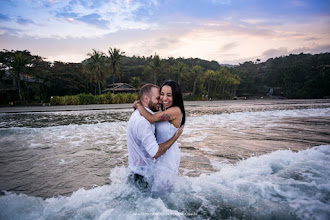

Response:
(160, 80), (185, 126)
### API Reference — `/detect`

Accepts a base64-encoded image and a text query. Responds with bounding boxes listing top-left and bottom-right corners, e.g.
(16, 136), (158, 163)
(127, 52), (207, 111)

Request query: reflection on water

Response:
(0, 100), (330, 219)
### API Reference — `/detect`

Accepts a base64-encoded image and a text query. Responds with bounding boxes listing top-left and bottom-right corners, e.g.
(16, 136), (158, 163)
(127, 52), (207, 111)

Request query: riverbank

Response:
(1, 99), (330, 114)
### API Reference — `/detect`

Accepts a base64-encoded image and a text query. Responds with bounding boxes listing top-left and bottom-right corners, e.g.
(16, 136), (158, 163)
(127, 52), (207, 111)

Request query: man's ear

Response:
(142, 94), (149, 103)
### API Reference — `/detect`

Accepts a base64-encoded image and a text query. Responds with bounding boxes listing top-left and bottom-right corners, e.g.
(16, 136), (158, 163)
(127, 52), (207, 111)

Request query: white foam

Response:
(1, 108), (329, 219)
(1, 146), (329, 219)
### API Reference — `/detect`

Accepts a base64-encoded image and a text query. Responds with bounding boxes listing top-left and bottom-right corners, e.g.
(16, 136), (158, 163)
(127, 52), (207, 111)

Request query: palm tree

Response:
(108, 47), (124, 93)
(204, 70), (216, 96)
(10, 52), (29, 100)
(191, 65), (204, 95)
(173, 62), (188, 85)
(149, 53), (163, 85)
(86, 49), (106, 95)
(215, 68), (240, 98)
(130, 76), (142, 90)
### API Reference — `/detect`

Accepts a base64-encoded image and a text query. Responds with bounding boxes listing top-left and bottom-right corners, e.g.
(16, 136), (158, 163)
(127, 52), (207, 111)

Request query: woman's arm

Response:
(133, 100), (180, 124)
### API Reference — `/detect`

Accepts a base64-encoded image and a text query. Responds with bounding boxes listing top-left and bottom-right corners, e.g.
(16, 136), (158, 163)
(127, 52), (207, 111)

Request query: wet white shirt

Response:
(126, 108), (159, 177)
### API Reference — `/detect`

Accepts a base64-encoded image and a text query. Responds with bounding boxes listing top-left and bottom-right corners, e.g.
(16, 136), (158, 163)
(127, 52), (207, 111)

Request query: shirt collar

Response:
(145, 107), (155, 115)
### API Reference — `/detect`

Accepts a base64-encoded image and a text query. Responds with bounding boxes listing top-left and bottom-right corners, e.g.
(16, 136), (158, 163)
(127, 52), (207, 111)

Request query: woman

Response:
(133, 80), (185, 196)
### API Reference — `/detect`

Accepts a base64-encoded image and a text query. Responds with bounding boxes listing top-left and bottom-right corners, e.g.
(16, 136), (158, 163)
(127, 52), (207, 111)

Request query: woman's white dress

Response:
(152, 121), (180, 196)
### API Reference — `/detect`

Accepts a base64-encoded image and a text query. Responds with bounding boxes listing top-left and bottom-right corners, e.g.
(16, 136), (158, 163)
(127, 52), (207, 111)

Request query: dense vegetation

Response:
(0, 49), (329, 106)
(50, 93), (138, 105)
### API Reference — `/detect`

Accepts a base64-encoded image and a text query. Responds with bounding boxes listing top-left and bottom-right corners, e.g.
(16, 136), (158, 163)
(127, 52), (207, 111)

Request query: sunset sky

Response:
(0, 0), (329, 64)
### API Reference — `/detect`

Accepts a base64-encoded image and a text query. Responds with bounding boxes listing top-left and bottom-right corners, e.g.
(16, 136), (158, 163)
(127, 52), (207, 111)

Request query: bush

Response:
(129, 93), (139, 102)
(111, 94), (120, 104)
(78, 93), (94, 105)
(50, 92), (139, 105)
(50, 96), (63, 105)
(105, 92), (113, 103)
(64, 95), (79, 105)
(94, 94), (109, 104)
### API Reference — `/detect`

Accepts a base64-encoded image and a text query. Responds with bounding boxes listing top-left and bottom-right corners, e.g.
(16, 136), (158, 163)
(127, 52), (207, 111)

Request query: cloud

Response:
(0, 0), (157, 39)
(0, 26), (23, 36)
(241, 19), (266, 25)
(260, 43), (330, 61)
(290, 44), (330, 55)
(221, 42), (238, 52)
(16, 17), (35, 25)
(55, 12), (79, 19)
(45, 0), (156, 37)
(77, 13), (109, 29)
(262, 47), (289, 59)
(1, 0), (329, 65)
(0, 14), (11, 21)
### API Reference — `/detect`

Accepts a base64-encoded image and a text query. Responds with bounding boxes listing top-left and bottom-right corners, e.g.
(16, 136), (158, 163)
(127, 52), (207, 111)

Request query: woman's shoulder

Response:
(166, 106), (181, 113)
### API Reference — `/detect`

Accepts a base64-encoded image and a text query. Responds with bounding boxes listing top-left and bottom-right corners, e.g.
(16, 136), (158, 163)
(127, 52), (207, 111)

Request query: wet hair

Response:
(160, 80), (186, 126)
(140, 83), (159, 100)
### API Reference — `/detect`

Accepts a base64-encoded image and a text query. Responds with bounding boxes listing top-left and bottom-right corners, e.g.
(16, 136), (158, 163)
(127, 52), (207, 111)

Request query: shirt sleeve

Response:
(136, 119), (159, 158)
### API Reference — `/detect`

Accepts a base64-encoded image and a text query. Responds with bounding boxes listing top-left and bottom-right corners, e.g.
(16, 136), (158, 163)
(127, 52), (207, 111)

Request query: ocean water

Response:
(0, 106), (329, 219)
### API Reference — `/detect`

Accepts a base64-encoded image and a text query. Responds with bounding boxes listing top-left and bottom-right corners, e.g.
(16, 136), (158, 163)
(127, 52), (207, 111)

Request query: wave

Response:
(1, 145), (329, 220)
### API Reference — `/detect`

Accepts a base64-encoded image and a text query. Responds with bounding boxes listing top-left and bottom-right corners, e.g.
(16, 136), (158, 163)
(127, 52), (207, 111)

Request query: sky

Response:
(0, 0), (329, 64)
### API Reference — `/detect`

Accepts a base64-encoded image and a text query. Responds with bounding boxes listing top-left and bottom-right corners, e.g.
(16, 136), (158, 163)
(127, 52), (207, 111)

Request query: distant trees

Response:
(48, 62), (86, 96)
(196, 68), (240, 99)
(143, 53), (164, 85)
(263, 53), (328, 98)
(232, 61), (262, 97)
(232, 53), (330, 98)
(0, 49), (329, 105)
(189, 65), (204, 95)
(130, 76), (142, 90)
(0, 50), (47, 103)
(172, 62), (188, 86)
(85, 47), (125, 95)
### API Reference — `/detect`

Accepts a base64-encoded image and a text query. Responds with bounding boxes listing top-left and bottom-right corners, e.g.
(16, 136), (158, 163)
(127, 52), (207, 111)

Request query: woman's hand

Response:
(133, 100), (141, 110)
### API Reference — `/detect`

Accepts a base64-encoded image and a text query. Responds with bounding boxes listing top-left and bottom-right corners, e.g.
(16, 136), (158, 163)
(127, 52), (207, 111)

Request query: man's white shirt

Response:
(126, 108), (159, 177)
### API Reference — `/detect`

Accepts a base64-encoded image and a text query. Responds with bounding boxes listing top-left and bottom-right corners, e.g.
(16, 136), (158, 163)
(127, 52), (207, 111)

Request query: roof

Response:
(102, 83), (137, 93)
(106, 83), (134, 89)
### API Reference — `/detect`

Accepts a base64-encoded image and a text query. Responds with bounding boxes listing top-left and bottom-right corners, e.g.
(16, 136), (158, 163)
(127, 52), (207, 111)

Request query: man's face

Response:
(147, 87), (160, 112)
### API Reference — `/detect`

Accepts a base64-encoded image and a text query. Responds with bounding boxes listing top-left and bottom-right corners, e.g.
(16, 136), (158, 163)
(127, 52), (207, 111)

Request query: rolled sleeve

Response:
(136, 119), (159, 158)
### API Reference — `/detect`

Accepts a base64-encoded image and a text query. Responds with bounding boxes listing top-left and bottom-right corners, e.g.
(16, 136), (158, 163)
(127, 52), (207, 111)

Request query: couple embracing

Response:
(126, 80), (185, 197)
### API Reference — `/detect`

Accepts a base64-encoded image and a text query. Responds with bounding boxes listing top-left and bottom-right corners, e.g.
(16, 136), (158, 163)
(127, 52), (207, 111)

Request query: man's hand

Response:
(154, 125), (185, 159)
(175, 125), (184, 138)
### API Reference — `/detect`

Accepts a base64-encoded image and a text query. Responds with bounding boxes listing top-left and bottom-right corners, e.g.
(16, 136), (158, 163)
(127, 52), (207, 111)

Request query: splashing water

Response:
(0, 105), (329, 219)
(0, 146), (329, 219)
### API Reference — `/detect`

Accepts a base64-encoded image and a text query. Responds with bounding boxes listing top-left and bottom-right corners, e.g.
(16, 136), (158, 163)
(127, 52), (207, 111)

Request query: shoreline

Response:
(1, 99), (330, 114)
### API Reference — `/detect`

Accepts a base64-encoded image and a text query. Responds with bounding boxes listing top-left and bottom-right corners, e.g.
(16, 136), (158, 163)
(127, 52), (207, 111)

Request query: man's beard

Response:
(148, 100), (159, 112)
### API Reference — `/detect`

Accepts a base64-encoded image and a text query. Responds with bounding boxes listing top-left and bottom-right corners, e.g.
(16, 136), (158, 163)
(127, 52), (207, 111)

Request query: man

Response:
(126, 83), (183, 188)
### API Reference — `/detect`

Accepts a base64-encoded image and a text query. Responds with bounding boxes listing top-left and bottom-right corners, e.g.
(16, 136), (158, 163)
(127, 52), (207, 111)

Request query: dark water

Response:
(0, 100), (329, 219)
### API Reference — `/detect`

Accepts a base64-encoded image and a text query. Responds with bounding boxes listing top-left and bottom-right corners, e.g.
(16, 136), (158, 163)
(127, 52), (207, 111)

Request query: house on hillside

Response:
(102, 83), (137, 94)
(0, 71), (43, 92)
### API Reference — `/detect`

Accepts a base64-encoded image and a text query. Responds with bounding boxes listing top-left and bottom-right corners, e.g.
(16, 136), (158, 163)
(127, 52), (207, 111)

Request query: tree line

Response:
(0, 48), (329, 105)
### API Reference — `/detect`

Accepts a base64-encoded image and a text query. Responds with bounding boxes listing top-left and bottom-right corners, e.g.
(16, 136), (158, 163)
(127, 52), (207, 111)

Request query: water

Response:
(0, 100), (329, 219)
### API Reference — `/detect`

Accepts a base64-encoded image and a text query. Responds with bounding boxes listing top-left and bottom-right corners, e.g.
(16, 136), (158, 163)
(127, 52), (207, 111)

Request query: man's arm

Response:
(153, 125), (184, 159)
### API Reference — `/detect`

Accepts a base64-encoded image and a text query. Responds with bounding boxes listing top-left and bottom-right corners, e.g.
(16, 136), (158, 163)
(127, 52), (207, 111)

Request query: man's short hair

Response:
(140, 83), (159, 99)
